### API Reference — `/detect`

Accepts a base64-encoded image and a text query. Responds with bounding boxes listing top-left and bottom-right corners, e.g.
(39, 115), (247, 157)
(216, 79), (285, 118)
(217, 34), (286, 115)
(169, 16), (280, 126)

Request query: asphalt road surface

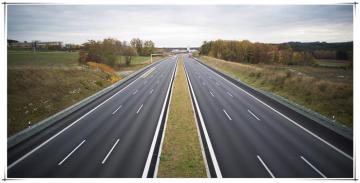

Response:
(184, 55), (353, 178)
(8, 56), (178, 178)
(8, 54), (353, 178)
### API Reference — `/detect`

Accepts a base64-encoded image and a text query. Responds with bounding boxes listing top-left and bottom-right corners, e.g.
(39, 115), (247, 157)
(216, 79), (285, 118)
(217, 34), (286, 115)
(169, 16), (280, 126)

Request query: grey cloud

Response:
(7, 5), (353, 47)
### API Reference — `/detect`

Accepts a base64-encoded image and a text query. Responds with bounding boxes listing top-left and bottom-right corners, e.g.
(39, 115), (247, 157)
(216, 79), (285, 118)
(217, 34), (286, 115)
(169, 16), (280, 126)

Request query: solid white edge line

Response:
(257, 155), (275, 178)
(194, 58), (353, 161)
(153, 57), (178, 178)
(300, 156), (327, 178)
(184, 60), (223, 178)
(142, 57), (178, 178)
(7, 60), (159, 170)
(184, 58), (211, 178)
(58, 139), (86, 166)
(248, 109), (260, 121)
(136, 104), (144, 114)
(112, 105), (122, 115)
(101, 139), (120, 164)
(222, 109), (232, 121)
(142, 67), (156, 78)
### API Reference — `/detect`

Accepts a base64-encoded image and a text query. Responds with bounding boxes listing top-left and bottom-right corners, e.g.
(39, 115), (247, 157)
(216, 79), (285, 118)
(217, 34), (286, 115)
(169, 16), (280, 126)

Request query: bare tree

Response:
(130, 38), (143, 56)
(122, 46), (137, 66)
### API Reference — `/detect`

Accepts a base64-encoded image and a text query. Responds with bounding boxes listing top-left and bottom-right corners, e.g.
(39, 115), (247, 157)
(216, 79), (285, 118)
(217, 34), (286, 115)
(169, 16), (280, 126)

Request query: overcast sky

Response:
(7, 5), (353, 47)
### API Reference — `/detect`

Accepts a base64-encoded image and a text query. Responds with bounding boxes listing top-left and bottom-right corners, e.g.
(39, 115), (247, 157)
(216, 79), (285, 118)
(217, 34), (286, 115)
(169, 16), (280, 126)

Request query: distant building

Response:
(8, 41), (33, 48)
(8, 41), (63, 49)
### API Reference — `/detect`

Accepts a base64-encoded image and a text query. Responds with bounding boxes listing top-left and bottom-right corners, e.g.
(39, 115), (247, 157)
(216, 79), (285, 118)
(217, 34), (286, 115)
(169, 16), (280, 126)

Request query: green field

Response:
(8, 51), (79, 66)
(200, 56), (353, 127)
(115, 55), (163, 72)
(116, 55), (152, 65)
(8, 51), (158, 68)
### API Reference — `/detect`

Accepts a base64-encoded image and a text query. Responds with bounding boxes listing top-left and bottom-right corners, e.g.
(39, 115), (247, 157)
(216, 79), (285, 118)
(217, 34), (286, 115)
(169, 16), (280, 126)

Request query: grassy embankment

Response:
(157, 56), (207, 177)
(200, 56), (353, 127)
(7, 51), (157, 136)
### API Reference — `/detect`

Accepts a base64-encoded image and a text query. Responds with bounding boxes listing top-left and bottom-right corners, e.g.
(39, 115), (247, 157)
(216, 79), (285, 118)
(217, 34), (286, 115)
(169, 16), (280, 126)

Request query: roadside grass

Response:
(87, 62), (121, 83)
(7, 51), (159, 136)
(8, 67), (114, 136)
(157, 56), (207, 177)
(200, 56), (353, 127)
(315, 59), (352, 68)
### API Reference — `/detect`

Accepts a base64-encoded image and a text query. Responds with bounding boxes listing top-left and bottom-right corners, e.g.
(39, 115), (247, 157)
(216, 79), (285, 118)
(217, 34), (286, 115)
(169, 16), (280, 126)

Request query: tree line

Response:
(199, 40), (354, 65)
(130, 38), (155, 56)
(79, 38), (155, 67)
(287, 42), (353, 61)
(199, 40), (315, 65)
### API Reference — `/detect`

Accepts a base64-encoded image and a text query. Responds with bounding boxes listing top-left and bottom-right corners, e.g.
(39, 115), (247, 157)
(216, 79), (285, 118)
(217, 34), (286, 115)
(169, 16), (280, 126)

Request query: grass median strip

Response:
(157, 56), (207, 177)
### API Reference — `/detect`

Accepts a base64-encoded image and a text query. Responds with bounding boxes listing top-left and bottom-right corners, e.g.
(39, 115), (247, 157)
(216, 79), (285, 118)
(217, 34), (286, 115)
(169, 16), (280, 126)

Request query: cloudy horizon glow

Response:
(7, 5), (353, 47)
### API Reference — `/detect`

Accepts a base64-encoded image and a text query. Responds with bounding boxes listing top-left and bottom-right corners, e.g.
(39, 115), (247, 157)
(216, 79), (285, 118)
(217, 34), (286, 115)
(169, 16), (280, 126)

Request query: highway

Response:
(183, 55), (353, 178)
(8, 56), (178, 178)
(7, 54), (353, 178)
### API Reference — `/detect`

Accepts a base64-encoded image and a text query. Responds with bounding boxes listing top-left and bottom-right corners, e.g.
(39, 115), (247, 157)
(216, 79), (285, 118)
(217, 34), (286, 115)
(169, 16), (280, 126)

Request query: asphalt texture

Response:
(8, 54), (353, 178)
(184, 55), (353, 178)
(8, 57), (178, 178)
